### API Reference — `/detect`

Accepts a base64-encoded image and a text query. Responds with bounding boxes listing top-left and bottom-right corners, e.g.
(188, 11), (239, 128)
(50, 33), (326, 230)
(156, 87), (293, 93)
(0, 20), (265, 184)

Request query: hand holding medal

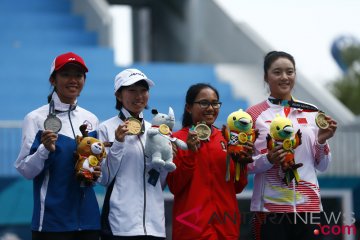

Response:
(315, 112), (329, 130)
(316, 113), (337, 144)
(268, 98), (337, 144)
(193, 122), (211, 141)
(115, 117), (143, 142)
(187, 130), (200, 152)
(42, 100), (61, 152)
(187, 122), (211, 152)
(126, 117), (142, 135)
(41, 130), (58, 152)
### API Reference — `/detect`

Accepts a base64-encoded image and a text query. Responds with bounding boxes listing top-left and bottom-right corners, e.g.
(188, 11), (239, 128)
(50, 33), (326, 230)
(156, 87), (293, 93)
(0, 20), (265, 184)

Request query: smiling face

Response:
(265, 57), (296, 100)
(186, 87), (220, 126)
(116, 82), (149, 117)
(50, 64), (86, 104)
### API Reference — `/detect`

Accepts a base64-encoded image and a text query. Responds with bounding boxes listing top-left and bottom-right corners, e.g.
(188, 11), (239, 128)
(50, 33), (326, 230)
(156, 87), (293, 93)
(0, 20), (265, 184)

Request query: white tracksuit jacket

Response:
(98, 108), (167, 237)
(246, 98), (331, 213)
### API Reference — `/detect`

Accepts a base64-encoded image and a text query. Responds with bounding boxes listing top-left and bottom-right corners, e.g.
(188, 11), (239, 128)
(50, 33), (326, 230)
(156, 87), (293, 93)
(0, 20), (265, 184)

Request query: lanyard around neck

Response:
(268, 98), (319, 111)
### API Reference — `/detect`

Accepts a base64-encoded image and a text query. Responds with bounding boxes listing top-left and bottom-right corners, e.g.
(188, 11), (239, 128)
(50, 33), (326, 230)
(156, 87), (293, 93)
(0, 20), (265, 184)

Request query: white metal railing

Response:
(1, 121), (359, 177)
(322, 127), (360, 176)
(0, 121), (22, 176)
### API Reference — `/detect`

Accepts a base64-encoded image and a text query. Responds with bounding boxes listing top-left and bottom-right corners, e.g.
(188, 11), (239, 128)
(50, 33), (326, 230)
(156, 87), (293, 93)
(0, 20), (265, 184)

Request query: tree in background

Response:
(329, 45), (360, 115)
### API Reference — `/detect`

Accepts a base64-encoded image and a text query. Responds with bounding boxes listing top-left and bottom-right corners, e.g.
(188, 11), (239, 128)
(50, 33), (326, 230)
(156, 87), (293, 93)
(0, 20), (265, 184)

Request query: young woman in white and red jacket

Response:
(246, 51), (337, 240)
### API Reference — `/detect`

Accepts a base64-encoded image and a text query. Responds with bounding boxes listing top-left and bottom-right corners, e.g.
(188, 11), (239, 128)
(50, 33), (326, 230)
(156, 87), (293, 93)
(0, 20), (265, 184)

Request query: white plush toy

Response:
(145, 107), (188, 172)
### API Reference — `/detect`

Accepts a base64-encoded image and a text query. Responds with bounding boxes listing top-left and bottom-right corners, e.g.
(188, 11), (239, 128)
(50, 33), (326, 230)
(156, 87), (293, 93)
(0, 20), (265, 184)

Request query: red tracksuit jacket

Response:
(167, 127), (248, 240)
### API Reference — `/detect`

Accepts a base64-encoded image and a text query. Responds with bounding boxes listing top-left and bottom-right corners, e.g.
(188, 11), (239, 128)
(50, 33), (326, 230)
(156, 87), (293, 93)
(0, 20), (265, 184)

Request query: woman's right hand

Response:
(266, 145), (286, 165)
(41, 130), (58, 152)
(115, 121), (129, 142)
(187, 131), (200, 152)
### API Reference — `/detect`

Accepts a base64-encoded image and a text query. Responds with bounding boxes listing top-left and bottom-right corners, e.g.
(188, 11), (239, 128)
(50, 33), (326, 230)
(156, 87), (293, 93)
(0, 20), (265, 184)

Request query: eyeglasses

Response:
(193, 101), (222, 109)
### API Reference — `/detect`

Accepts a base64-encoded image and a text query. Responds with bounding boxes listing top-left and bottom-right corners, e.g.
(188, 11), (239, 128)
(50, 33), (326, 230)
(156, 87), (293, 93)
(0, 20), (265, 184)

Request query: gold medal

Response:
(315, 112), (329, 129)
(159, 124), (170, 135)
(238, 132), (248, 144)
(126, 117), (142, 135)
(194, 123), (211, 141)
(282, 139), (292, 150)
(88, 155), (99, 166)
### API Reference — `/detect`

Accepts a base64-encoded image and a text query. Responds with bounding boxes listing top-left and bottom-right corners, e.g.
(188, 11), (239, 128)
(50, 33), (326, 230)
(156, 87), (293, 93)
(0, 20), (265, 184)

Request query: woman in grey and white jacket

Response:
(98, 68), (167, 240)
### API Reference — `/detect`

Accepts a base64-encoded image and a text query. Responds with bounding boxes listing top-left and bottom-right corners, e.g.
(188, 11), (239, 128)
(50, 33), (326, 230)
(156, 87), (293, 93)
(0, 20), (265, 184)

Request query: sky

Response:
(110, 0), (360, 87)
(214, 0), (360, 86)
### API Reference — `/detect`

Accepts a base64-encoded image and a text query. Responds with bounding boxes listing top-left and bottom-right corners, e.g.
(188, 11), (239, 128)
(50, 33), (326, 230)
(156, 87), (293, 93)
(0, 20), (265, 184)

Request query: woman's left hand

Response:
(317, 115), (337, 144)
(171, 142), (178, 158)
(186, 131), (200, 152)
(231, 141), (254, 164)
(93, 166), (101, 179)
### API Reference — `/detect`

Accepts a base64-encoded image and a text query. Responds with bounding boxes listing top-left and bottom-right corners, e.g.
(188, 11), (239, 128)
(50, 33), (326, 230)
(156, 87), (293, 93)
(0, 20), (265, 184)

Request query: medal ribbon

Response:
(268, 98), (321, 112)
(49, 99), (56, 116)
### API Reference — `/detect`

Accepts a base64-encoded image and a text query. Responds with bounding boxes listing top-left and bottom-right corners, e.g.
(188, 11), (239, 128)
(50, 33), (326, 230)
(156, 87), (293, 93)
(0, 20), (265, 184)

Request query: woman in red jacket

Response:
(167, 83), (250, 240)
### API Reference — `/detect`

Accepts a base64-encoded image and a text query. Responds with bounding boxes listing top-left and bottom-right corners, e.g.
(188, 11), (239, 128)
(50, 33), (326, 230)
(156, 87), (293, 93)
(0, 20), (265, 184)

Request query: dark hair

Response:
(263, 51), (296, 79)
(115, 80), (150, 111)
(47, 72), (57, 103)
(47, 71), (86, 103)
(182, 83), (220, 128)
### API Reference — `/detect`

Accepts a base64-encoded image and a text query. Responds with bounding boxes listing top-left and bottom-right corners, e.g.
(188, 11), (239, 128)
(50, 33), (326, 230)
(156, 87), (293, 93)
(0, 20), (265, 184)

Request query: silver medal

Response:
(44, 100), (62, 133)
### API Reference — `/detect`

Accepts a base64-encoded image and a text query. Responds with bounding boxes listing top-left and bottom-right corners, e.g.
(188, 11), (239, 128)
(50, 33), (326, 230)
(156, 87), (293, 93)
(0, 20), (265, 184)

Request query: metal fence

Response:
(324, 127), (360, 176)
(1, 121), (359, 177)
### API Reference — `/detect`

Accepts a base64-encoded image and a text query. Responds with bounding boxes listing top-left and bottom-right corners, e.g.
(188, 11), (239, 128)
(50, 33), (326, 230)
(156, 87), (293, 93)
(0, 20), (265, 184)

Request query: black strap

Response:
(49, 99), (56, 115)
(268, 98), (320, 112)
(49, 99), (77, 114)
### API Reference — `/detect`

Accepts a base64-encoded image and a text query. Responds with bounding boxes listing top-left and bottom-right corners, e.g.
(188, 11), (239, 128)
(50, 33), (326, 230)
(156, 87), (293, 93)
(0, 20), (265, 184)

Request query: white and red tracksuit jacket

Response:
(246, 98), (331, 212)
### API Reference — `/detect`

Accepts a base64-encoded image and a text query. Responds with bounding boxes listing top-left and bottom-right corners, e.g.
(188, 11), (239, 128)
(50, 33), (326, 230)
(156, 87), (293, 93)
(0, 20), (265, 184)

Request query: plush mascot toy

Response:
(222, 109), (258, 182)
(74, 124), (107, 186)
(267, 114), (302, 185)
(145, 107), (187, 186)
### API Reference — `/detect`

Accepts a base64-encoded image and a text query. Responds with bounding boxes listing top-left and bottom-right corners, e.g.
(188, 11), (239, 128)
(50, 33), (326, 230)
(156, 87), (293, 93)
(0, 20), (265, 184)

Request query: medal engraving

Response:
(44, 100), (62, 133)
(126, 117), (142, 135)
(44, 115), (62, 133)
(159, 124), (170, 135)
(194, 123), (211, 141)
(282, 139), (292, 150)
(315, 112), (329, 129)
(88, 155), (99, 167)
(238, 132), (248, 144)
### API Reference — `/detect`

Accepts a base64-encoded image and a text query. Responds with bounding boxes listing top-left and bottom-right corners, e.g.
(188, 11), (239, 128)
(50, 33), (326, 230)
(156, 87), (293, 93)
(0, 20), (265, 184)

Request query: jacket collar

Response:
(51, 92), (77, 112)
(120, 108), (144, 120)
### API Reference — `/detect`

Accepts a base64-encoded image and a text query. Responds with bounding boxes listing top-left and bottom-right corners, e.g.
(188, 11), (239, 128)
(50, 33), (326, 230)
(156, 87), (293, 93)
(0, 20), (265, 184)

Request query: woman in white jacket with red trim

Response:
(246, 51), (337, 240)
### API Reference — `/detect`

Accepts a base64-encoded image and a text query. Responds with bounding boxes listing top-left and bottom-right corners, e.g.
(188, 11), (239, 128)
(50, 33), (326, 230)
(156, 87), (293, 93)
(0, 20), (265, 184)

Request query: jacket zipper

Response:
(138, 135), (147, 235)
